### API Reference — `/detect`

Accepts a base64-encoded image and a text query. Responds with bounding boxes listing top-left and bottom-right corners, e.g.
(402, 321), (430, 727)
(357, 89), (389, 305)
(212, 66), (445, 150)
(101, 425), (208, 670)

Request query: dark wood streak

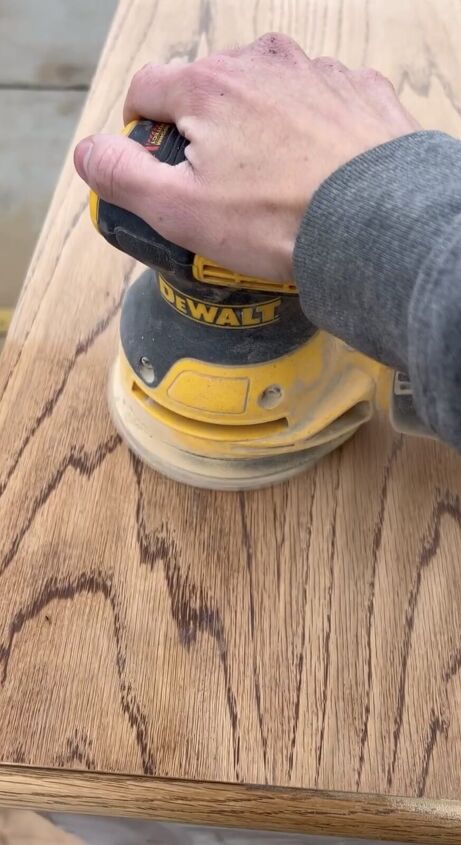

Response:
(199, 0), (213, 37)
(444, 645), (461, 687)
(131, 456), (243, 779)
(397, 48), (461, 116)
(0, 261), (134, 500)
(356, 435), (404, 790)
(0, 434), (120, 601)
(288, 470), (317, 781)
(387, 490), (461, 789)
(0, 203), (87, 407)
(55, 731), (96, 771)
(239, 492), (268, 781)
(416, 709), (449, 798)
(163, 0), (212, 67)
(0, 82), (88, 92)
(0, 566), (155, 774)
(274, 499), (282, 589)
(10, 745), (26, 765)
(419, 492), (461, 568)
(315, 462), (340, 786)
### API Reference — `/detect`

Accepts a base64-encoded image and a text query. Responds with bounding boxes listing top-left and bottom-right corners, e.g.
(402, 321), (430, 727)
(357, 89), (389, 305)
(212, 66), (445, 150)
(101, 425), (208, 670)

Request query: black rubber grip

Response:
(95, 120), (194, 278)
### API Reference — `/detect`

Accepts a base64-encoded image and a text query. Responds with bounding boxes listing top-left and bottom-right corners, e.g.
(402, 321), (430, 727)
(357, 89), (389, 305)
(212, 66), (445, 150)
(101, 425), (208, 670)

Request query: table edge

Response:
(0, 765), (459, 842)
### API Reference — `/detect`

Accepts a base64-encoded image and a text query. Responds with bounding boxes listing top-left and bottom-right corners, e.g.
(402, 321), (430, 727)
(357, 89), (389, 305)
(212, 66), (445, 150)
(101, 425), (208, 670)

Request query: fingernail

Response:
(74, 138), (94, 180)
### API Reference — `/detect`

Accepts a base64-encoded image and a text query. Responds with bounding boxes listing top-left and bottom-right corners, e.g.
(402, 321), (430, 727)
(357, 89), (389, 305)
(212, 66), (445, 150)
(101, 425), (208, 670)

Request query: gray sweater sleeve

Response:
(293, 130), (461, 452)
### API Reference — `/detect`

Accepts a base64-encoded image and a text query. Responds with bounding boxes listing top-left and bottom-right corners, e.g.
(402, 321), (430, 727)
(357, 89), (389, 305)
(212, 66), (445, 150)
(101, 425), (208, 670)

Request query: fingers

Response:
(251, 32), (307, 62)
(74, 134), (196, 241)
(348, 67), (396, 116)
(312, 56), (349, 73)
(123, 62), (188, 125)
(311, 56), (355, 97)
(124, 53), (241, 128)
(349, 67), (420, 130)
(349, 67), (396, 94)
(123, 38), (304, 129)
(313, 59), (393, 101)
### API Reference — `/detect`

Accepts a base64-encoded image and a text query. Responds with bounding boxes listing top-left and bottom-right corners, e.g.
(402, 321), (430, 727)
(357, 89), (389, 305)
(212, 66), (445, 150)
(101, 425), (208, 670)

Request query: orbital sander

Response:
(90, 119), (426, 490)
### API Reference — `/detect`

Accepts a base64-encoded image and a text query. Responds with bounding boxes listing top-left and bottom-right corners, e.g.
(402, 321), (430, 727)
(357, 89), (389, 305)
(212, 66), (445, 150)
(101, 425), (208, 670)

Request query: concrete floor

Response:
(0, 814), (402, 845)
(0, 811), (80, 844)
(0, 0), (117, 313)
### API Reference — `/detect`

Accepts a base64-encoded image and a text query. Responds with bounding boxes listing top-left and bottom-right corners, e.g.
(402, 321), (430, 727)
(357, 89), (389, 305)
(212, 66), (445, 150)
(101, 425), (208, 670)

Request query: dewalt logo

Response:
(159, 277), (281, 328)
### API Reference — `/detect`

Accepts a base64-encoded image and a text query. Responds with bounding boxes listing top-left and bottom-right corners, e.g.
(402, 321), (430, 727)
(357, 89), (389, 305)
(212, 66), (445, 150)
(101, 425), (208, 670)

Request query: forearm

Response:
(293, 130), (461, 450)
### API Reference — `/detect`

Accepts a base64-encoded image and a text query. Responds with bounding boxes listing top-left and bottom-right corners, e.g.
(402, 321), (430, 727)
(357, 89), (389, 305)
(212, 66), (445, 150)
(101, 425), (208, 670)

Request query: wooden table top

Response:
(1, 0), (461, 841)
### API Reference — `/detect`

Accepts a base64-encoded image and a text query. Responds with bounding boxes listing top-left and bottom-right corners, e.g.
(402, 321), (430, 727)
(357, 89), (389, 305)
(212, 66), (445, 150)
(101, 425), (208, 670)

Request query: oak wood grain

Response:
(1, 0), (461, 837)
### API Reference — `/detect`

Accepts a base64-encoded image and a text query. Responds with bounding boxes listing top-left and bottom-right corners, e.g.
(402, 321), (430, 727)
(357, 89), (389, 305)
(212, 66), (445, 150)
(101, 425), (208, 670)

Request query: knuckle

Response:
(125, 65), (150, 115)
(127, 63), (151, 98)
(313, 56), (343, 71)
(356, 67), (394, 89)
(126, 62), (165, 108)
(257, 31), (297, 51)
(132, 62), (155, 86)
(380, 73), (395, 92)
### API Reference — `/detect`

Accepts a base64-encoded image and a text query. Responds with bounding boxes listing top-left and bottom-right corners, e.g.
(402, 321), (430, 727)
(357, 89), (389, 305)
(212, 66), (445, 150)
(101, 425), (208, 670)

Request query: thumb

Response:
(74, 133), (194, 240)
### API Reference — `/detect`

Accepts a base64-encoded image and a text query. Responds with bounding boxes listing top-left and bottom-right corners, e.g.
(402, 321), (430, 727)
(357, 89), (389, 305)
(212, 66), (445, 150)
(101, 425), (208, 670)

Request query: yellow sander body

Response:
(91, 119), (423, 490)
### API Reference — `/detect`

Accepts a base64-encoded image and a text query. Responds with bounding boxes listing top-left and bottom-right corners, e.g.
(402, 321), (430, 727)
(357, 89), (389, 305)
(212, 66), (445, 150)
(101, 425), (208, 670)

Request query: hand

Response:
(74, 34), (419, 281)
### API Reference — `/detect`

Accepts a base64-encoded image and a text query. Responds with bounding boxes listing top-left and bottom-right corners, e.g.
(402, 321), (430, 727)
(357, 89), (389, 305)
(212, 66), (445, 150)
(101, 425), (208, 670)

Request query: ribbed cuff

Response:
(408, 215), (461, 446)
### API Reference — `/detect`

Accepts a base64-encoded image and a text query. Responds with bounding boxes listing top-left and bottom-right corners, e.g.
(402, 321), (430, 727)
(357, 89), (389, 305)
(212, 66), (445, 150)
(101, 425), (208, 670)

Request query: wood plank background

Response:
(0, 0), (117, 87)
(0, 0), (116, 311)
(0, 90), (85, 309)
(1, 0), (461, 830)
